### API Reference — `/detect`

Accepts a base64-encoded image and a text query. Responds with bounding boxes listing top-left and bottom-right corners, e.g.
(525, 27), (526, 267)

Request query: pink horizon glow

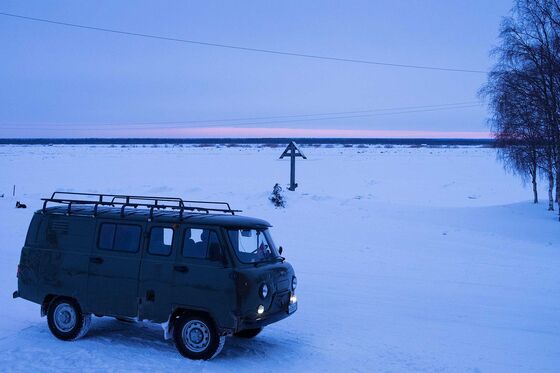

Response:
(83, 127), (492, 139)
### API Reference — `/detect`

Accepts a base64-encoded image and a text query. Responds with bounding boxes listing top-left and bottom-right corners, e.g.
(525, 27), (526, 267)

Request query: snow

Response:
(0, 144), (559, 372)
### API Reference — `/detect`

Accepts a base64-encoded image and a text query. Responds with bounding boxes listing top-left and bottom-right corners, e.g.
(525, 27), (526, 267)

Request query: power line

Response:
(0, 101), (480, 128)
(0, 12), (488, 74)
(137, 104), (482, 130)
(0, 103), (481, 129)
(0, 102), (482, 131)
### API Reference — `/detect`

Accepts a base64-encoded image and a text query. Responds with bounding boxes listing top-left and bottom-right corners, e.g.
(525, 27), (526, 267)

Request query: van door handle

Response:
(174, 265), (188, 273)
(90, 256), (104, 264)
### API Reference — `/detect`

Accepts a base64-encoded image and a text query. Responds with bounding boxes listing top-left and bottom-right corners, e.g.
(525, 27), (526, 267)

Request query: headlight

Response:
(257, 305), (265, 314)
(291, 276), (297, 291)
(259, 283), (268, 299)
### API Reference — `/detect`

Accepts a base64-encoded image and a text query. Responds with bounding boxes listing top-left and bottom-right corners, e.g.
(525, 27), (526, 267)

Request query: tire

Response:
(173, 315), (225, 360)
(234, 327), (263, 339)
(47, 297), (91, 341)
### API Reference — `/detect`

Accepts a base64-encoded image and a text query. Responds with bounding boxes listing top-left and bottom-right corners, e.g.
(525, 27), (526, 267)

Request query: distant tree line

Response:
(481, 0), (560, 219)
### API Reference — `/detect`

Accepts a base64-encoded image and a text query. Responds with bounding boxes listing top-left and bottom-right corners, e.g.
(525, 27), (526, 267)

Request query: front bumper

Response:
(239, 308), (291, 329)
(237, 292), (297, 330)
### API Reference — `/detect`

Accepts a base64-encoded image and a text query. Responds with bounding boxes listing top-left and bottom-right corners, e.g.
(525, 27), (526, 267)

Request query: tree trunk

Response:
(557, 170), (560, 204)
(555, 169), (559, 203)
(531, 158), (539, 204)
(557, 170), (560, 220)
(556, 159), (560, 220)
(548, 171), (554, 210)
(532, 173), (539, 204)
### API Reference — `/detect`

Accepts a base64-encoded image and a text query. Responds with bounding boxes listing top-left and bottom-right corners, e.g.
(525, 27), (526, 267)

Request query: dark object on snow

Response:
(279, 141), (307, 191)
(115, 317), (136, 323)
(269, 183), (286, 208)
(14, 191), (298, 360)
(15, 201), (27, 208)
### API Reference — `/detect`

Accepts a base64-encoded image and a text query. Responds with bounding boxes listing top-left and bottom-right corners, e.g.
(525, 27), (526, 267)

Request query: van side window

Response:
(148, 227), (173, 256)
(98, 223), (141, 253)
(182, 228), (223, 261)
(98, 224), (116, 250)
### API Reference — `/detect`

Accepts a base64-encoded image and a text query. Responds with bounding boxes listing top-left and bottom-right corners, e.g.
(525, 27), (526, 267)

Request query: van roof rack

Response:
(41, 191), (241, 219)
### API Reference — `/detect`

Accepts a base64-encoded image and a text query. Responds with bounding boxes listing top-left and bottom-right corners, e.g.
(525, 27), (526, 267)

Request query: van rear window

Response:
(98, 223), (141, 253)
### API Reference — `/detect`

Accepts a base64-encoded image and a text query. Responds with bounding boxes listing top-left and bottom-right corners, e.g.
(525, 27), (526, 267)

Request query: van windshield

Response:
(227, 228), (280, 264)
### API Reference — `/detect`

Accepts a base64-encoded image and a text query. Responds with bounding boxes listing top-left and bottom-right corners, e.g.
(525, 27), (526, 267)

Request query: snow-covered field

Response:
(0, 144), (559, 372)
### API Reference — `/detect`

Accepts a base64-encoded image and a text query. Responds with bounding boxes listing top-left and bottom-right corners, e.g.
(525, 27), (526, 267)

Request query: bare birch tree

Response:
(481, 0), (560, 218)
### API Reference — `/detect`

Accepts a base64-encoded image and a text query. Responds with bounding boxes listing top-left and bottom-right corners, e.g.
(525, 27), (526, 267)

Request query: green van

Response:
(14, 192), (297, 360)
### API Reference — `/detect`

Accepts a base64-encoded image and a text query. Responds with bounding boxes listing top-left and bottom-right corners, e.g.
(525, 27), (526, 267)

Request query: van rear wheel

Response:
(173, 315), (225, 360)
(234, 327), (263, 338)
(47, 297), (91, 341)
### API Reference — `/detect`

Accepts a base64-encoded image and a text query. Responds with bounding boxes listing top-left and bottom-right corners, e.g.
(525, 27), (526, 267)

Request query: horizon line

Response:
(0, 137), (495, 147)
(0, 136), (493, 140)
(0, 128), (492, 139)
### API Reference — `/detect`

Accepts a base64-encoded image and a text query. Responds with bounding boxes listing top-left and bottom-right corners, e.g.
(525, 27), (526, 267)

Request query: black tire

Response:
(47, 297), (91, 341)
(173, 314), (225, 360)
(234, 327), (263, 338)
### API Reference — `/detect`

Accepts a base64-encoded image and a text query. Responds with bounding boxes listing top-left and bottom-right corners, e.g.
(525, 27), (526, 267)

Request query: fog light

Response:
(257, 305), (265, 315)
(290, 294), (297, 304)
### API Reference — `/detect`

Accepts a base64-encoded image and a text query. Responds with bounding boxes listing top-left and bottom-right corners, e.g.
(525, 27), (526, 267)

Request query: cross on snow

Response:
(279, 141), (307, 191)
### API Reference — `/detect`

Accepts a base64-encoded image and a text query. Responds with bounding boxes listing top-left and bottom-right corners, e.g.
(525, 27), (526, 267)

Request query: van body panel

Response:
(86, 220), (145, 317)
(18, 213), (93, 307)
(138, 223), (177, 322)
(170, 225), (237, 328)
(233, 262), (295, 322)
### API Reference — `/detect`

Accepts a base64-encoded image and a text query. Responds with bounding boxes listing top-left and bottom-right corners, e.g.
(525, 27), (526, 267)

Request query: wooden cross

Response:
(279, 141), (307, 191)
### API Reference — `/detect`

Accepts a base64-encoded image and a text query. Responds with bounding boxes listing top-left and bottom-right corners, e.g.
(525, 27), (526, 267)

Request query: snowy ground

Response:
(0, 144), (559, 372)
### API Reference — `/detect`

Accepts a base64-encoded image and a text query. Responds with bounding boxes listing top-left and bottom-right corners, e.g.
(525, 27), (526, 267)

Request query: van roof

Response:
(39, 206), (272, 228)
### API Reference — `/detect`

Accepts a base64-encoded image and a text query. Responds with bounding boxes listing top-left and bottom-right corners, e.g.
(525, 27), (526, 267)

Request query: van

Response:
(13, 192), (297, 360)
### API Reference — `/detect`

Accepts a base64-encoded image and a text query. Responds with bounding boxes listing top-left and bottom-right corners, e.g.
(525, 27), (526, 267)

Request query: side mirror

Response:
(278, 246), (283, 255)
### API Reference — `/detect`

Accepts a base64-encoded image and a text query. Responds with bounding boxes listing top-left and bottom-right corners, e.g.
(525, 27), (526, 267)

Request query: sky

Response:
(0, 0), (513, 138)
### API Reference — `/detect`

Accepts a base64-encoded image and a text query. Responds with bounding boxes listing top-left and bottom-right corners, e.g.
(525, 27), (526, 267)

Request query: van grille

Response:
(272, 291), (290, 312)
(276, 279), (290, 291)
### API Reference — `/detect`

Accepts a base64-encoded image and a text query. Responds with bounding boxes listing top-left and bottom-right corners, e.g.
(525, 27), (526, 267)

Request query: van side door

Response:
(86, 220), (144, 317)
(172, 226), (237, 329)
(138, 223), (177, 322)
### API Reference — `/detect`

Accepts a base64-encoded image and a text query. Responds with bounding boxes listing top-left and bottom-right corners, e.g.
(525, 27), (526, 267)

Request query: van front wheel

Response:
(173, 315), (225, 360)
(47, 297), (91, 341)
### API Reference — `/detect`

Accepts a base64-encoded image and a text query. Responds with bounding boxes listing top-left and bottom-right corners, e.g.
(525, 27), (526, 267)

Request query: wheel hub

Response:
(53, 303), (77, 332)
(189, 328), (203, 343)
(182, 320), (211, 352)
